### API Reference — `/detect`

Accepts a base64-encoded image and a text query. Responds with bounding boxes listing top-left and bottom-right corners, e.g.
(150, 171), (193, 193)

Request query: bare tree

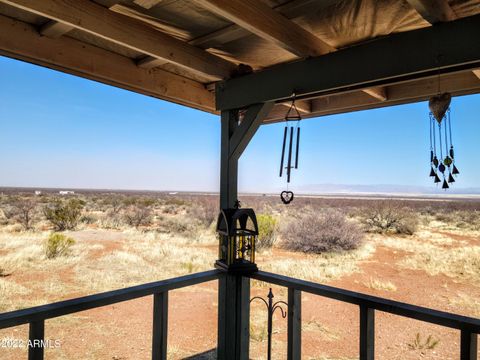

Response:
(13, 198), (38, 230)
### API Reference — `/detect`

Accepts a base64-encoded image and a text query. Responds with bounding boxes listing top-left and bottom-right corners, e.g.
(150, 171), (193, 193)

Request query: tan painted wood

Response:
(407, 0), (456, 23)
(0, 14), (215, 113)
(195, 0), (334, 57)
(0, 0), (237, 81)
(39, 20), (74, 38)
(473, 69), (480, 79)
(363, 87), (388, 101)
(133, 0), (163, 9)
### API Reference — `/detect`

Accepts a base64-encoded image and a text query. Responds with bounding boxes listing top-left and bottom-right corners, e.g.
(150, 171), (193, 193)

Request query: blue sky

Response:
(0, 56), (479, 193)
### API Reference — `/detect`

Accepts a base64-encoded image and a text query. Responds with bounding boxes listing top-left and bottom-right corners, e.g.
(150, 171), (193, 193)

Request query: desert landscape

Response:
(0, 188), (479, 359)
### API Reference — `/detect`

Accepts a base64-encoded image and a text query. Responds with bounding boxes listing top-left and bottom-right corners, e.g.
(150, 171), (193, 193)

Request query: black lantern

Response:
(215, 204), (258, 273)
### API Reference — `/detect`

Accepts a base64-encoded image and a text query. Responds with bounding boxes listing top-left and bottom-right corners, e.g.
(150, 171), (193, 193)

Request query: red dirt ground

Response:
(1, 230), (479, 359)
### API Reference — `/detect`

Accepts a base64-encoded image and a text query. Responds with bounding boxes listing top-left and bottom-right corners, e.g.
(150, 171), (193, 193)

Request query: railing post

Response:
(287, 288), (301, 360)
(152, 292), (168, 360)
(360, 305), (374, 360)
(461, 330), (477, 360)
(217, 274), (250, 360)
(28, 320), (44, 360)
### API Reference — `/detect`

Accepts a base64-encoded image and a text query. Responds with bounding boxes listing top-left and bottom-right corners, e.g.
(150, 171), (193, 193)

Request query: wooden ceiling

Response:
(0, 0), (479, 122)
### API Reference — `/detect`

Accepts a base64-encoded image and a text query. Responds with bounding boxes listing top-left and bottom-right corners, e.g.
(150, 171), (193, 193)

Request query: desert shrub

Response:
(43, 198), (85, 231)
(188, 197), (218, 227)
(44, 233), (75, 259)
(256, 214), (278, 249)
(361, 201), (418, 235)
(80, 214), (97, 225)
(123, 204), (152, 228)
(0, 198), (37, 230)
(282, 211), (363, 253)
(157, 217), (195, 234)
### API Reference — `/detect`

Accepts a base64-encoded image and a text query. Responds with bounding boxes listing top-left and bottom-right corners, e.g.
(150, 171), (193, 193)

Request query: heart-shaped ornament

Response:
(280, 191), (294, 204)
(429, 92), (451, 123)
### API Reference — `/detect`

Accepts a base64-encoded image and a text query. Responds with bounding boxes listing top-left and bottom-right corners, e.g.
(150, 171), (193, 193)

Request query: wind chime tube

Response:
(287, 127), (294, 183)
(295, 126), (300, 169)
(279, 126), (288, 177)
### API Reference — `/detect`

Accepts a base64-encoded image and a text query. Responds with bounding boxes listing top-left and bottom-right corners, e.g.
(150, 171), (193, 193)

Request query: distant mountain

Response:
(297, 183), (480, 196)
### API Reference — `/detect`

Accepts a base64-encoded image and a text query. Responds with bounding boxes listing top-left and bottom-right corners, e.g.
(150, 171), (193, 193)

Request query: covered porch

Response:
(0, 0), (480, 359)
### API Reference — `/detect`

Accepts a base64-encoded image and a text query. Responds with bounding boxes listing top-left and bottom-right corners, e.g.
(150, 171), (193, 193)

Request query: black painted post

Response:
(360, 305), (374, 360)
(217, 103), (273, 360)
(461, 330), (477, 360)
(28, 320), (44, 360)
(152, 292), (168, 360)
(287, 288), (301, 360)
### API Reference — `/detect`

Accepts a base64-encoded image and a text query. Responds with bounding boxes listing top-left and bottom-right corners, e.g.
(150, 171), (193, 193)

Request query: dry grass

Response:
(364, 278), (397, 292)
(261, 243), (375, 283)
(379, 233), (480, 283)
(302, 319), (340, 341)
(449, 293), (480, 317)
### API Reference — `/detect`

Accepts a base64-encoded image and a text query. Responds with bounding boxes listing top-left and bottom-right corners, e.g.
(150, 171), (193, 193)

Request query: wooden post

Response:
(287, 288), (301, 360)
(152, 292), (168, 360)
(28, 320), (44, 360)
(217, 103), (273, 359)
(360, 305), (374, 360)
(461, 330), (477, 360)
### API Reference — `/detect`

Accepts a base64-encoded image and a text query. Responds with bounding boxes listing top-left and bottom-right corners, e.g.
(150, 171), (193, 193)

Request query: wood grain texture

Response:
(0, 14), (215, 113)
(133, 0), (163, 9)
(195, 0), (334, 57)
(0, 0), (237, 80)
(407, 0), (457, 23)
(39, 20), (73, 38)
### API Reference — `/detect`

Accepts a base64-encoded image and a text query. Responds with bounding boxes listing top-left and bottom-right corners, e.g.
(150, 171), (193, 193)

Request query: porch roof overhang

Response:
(0, 0), (479, 121)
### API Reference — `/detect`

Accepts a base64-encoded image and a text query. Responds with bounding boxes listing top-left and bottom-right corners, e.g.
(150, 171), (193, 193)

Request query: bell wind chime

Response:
(279, 96), (301, 204)
(428, 80), (459, 190)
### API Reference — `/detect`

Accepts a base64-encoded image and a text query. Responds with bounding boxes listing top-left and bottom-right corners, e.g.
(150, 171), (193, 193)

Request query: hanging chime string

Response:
(444, 113), (449, 158)
(438, 122), (443, 170)
(429, 114), (433, 162)
(448, 110), (453, 148)
(432, 115), (437, 158)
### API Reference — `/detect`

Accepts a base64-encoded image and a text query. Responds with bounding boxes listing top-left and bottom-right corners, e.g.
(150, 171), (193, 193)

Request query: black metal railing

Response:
(1, 269), (479, 359)
(251, 270), (480, 360)
(0, 270), (223, 360)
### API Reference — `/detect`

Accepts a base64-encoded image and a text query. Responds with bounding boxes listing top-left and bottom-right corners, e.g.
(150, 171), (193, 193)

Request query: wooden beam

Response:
(473, 69), (480, 79)
(279, 99), (311, 114)
(407, 0), (456, 23)
(265, 71), (480, 122)
(195, 0), (333, 58)
(109, 4), (190, 41)
(39, 20), (74, 38)
(0, 14), (215, 113)
(133, 0), (163, 9)
(363, 87), (387, 101)
(217, 14), (480, 110)
(0, 0), (237, 81)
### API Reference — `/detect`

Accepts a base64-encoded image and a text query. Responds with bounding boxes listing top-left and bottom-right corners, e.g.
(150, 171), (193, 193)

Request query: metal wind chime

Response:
(279, 97), (301, 204)
(428, 91), (459, 190)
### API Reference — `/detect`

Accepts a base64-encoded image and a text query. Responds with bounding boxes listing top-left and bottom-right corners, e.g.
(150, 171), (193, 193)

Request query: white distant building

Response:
(34, 190), (42, 196)
(59, 190), (75, 195)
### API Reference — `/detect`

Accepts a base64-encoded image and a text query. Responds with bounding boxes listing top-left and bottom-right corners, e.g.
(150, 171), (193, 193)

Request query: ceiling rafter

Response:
(0, 13), (215, 112)
(195, 0), (334, 58)
(0, 0), (238, 81)
(195, 0), (387, 101)
(39, 20), (74, 38)
(133, 0), (163, 10)
(405, 1), (480, 85)
(406, 0), (457, 23)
